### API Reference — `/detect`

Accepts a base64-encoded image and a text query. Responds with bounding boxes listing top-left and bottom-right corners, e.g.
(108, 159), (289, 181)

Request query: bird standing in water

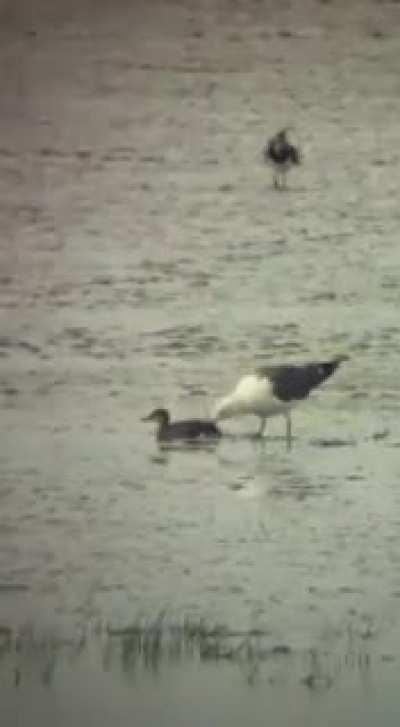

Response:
(213, 356), (348, 447)
(142, 408), (221, 442)
(264, 128), (301, 190)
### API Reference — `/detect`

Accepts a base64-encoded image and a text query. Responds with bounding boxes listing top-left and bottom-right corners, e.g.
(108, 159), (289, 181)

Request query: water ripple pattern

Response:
(1, 0), (400, 672)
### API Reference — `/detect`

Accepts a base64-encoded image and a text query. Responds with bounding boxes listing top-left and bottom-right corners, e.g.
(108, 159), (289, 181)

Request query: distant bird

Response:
(213, 356), (348, 446)
(264, 128), (301, 190)
(142, 408), (221, 442)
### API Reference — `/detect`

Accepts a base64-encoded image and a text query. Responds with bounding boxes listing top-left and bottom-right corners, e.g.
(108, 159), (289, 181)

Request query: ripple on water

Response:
(0, 584), (29, 593)
(140, 323), (228, 358)
(310, 438), (357, 448)
(3, 4), (400, 709)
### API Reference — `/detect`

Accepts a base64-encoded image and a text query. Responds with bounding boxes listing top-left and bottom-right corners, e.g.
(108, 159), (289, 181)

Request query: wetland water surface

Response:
(1, 0), (400, 724)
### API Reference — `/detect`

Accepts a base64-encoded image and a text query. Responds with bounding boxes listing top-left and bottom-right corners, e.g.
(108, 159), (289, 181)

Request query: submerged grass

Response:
(0, 615), (380, 692)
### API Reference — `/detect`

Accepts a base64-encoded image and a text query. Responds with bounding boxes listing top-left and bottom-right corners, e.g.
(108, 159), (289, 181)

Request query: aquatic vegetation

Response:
(0, 614), (380, 694)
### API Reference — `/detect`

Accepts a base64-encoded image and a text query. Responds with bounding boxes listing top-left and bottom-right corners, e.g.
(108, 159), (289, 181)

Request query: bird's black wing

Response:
(289, 144), (301, 164)
(257, 361), (341, 402)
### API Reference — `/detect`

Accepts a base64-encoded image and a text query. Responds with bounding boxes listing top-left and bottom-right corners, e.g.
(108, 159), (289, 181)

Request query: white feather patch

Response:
(214, 374), (293, 420)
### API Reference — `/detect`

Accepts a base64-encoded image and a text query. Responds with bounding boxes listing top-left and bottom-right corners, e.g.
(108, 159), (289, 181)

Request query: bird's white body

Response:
(213, 374), (293, 421)
(213, 357), (347, 445)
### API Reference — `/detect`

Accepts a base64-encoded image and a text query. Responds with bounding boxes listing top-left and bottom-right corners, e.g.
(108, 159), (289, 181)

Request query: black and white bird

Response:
(213, 356), (348, 446)
(264, 128), (301, 190)
(142, 408), (221, 442)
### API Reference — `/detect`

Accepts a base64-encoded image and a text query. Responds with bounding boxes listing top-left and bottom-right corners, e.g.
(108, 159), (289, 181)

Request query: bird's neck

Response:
(214, 395), (246, 420)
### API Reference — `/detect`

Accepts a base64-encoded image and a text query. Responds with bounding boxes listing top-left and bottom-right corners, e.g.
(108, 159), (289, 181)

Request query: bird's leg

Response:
(273, 172), (279, 190)
(258, 417), (267, 438)
(285, 413), (292, 450)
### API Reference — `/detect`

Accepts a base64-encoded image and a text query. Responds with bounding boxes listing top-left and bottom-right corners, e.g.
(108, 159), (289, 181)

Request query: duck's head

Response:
(142, 408), (170, 426)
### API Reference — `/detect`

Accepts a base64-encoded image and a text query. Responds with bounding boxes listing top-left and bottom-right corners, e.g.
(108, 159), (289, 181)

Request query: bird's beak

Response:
(142, 414), (152, 422)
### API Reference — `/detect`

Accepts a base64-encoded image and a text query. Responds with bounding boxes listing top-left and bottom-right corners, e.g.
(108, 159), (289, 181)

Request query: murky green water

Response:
(1, 0), (400, 723)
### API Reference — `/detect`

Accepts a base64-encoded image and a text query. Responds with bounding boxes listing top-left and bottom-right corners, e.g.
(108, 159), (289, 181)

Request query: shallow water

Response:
(2, 0), (400, 723)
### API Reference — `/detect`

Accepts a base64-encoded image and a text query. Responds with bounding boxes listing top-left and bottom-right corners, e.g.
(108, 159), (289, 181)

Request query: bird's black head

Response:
(277, 126), (292, 140)
(142, 408), (170, 426)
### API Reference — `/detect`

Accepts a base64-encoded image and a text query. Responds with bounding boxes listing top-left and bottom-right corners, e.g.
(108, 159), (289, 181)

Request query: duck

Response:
(213, 356), (348, 446)
(264, 128), (301, 190)
(142, 408), (221, 442)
